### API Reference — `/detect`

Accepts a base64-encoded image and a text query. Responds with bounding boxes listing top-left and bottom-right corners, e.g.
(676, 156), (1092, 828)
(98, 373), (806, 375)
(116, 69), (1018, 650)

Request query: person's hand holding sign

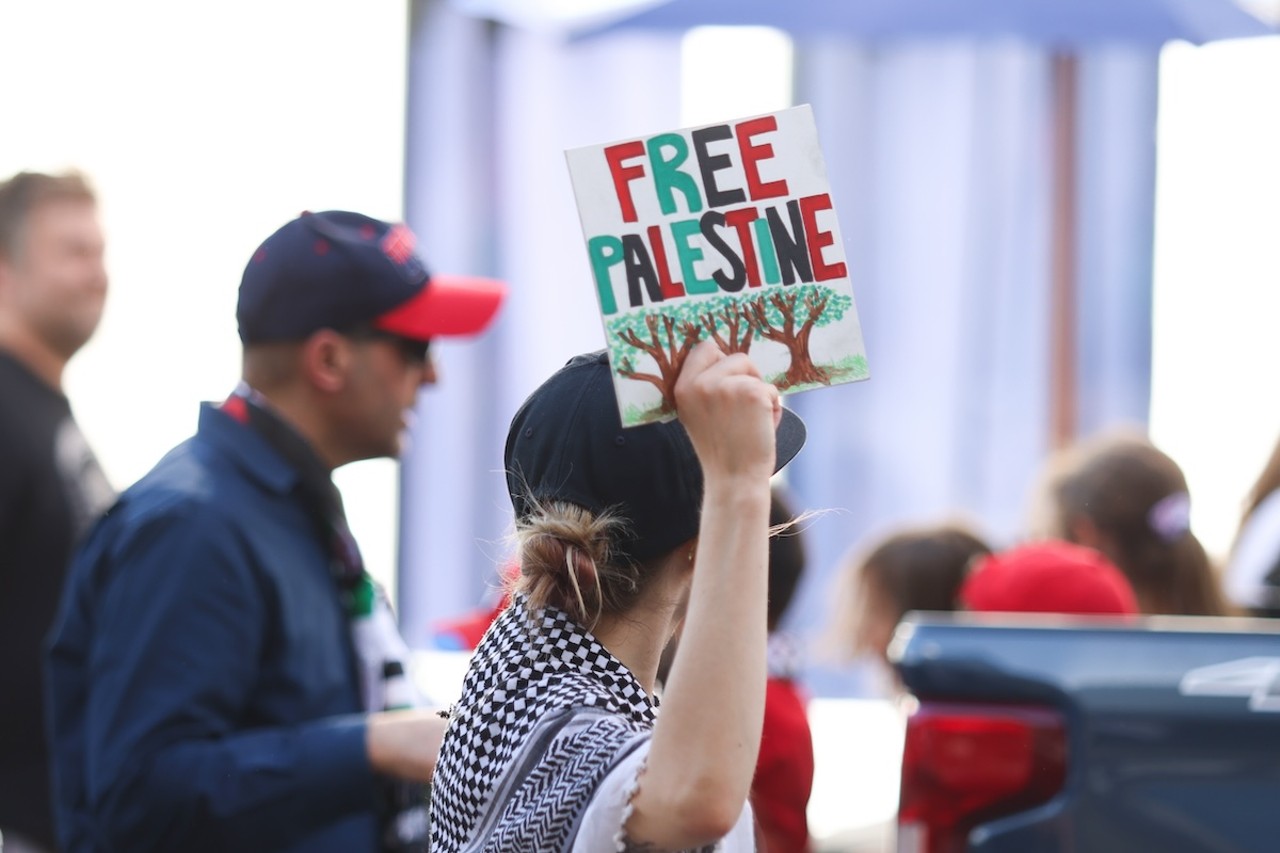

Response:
(675, 340), (780, 488)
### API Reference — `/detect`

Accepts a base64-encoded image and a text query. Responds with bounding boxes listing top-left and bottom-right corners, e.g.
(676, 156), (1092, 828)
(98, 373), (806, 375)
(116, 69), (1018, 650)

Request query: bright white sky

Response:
(3, 2), (1278, 594)
(0, 0), (410, 595)
(1150, 36), (1280, 559)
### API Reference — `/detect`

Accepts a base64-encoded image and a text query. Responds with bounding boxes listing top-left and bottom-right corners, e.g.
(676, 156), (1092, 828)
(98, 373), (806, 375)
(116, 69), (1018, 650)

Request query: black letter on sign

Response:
(622, 233), (664, 308)
(700, 211), (746, 292)
(766, 200), (813, 285)
(691, 124), (747, 208)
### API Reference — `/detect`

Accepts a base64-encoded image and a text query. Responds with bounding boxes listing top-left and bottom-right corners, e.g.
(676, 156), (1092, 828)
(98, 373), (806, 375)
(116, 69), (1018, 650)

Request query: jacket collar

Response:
(197, 401), (301, 495)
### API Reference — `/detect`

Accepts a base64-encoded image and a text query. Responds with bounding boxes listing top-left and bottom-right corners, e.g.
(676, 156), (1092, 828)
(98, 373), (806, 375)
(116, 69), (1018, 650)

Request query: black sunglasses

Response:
(344, 327), (431, 364)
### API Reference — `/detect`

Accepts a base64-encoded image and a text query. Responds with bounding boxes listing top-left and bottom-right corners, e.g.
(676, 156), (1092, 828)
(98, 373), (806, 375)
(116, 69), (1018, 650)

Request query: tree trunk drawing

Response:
(745, 288), (832, 387)
(616, 312), (702, 412)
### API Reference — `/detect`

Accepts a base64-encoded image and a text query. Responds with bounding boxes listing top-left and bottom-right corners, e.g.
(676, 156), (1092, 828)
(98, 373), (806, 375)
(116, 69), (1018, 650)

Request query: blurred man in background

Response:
(0, 170), (115, 853)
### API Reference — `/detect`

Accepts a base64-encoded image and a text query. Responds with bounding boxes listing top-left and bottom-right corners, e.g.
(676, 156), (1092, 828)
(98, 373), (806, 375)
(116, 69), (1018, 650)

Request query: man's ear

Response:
(300, 329), (352, 394)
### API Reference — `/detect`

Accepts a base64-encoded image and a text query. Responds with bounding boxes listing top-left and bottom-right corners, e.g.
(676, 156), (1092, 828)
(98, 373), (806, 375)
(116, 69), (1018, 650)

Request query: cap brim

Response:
(375, 273), (507, 340)
(774, 406), (806, 473)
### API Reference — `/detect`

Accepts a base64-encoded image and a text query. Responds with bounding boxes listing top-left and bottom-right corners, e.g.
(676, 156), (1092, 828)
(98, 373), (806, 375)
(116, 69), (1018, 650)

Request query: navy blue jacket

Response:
(46, 404), (380, 852)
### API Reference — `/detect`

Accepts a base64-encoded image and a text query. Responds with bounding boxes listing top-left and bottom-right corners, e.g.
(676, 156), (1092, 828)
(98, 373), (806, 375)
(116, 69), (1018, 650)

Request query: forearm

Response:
(366, 708), (449, 782)
(634, 477), (771, 842)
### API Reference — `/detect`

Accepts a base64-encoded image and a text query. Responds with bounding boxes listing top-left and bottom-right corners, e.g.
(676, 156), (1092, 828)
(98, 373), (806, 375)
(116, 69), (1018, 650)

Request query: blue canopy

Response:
(571, 0), (1274, 45)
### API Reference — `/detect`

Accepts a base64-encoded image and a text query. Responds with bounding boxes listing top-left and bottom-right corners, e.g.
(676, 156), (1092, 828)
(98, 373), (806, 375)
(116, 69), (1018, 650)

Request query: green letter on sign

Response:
(647, 134), (704, 217)
(588, 235), (624, 314)
(671, 219), (716, 295)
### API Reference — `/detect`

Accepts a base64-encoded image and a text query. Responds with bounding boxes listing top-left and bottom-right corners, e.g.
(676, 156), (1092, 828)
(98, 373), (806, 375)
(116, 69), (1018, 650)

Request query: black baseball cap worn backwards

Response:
(505, 351), (807, 566)
(237, 210), (506, 344)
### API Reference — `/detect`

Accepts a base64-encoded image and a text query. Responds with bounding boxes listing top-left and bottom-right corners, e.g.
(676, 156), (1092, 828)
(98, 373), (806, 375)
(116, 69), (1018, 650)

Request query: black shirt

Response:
(0, 349), (113, 847)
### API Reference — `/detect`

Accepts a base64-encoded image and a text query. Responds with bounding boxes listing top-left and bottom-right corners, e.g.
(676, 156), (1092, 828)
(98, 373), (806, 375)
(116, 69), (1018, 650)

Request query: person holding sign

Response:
(430, 343), (806, 851)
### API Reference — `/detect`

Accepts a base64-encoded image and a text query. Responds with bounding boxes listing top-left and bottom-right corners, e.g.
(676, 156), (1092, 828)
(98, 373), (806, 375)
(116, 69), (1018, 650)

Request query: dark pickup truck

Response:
(891, 615), (1280, 853)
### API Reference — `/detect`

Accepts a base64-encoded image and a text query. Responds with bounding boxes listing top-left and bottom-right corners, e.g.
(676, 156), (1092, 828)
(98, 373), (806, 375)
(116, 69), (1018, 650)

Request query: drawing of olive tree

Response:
(741, 284), (853, 387)
(607, 306), (703, 415)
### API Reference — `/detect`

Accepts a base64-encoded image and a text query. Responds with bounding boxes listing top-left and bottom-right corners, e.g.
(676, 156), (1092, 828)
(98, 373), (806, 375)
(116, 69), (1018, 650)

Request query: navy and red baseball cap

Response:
(505, 351), (806, 566)
(237, 210), (506, 344)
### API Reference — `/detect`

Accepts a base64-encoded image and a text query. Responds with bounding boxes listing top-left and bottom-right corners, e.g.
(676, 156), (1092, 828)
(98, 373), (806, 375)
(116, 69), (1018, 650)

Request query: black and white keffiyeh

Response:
(432, 597), (711, 852)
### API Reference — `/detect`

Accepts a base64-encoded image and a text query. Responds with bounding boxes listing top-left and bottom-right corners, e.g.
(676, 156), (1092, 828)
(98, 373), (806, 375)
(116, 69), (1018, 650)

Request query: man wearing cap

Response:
(45, 211), (505, 853)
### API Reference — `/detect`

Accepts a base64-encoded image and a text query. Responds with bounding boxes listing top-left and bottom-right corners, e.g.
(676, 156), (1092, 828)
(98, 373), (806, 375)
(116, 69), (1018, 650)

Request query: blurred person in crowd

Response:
(1225, 433), (1280, 617)
(836, 522), (993, 667)
(959, 540), (1139, 616)
(0, 170), (115, 853)
(1033, 429), (1231, 616)
(430, 559), (521, 650)
(751, 486), (816, 853)
(430, 346), (806, 851)
(659, 486), (816, 852)
(45, 211), (505, 853)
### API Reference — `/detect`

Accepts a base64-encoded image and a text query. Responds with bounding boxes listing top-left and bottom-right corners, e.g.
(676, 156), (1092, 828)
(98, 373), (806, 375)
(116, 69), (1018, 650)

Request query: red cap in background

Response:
(960, 540), (1138, 616)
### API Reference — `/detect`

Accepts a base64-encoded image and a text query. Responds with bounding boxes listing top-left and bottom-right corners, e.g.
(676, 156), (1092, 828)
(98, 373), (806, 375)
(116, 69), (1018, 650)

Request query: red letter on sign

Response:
(799, 193), (847, 281)
(605, 141), (647, 223)
(647, 225), (686, 299)
(737, 116), (789, 201)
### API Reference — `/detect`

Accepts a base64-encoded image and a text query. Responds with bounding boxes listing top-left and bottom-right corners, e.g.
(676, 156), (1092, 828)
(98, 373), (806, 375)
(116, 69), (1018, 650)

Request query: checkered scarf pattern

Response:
(430, 597), (666, 852)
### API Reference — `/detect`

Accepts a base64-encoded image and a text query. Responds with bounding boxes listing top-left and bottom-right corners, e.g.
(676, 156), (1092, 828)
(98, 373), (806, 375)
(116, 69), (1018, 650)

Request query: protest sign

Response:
(567, 104), (868, 426)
